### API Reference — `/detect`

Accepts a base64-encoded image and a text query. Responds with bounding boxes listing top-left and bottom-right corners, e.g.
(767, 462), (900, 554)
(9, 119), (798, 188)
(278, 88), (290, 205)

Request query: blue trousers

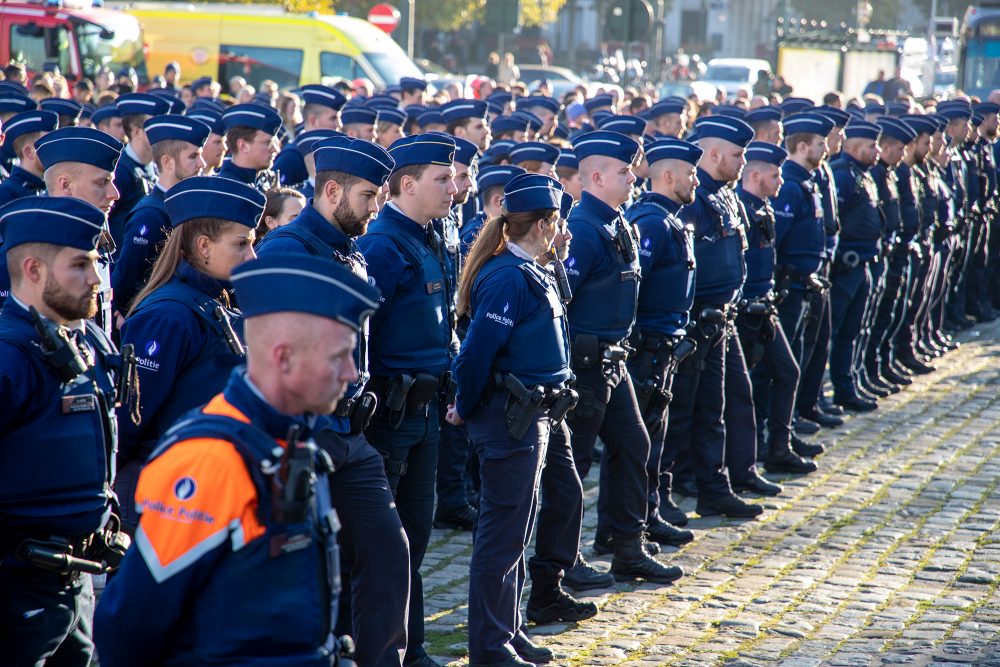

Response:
(466, 395), (548, 663)
(528, 420), (583, 581)
(829, 263), (872, 397)
(436, 399), (474, 511)
(723, 333), (761, 483)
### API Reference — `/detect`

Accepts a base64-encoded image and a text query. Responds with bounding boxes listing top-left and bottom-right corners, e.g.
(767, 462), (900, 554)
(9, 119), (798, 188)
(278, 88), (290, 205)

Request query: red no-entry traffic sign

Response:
(368, 3), (401, 33)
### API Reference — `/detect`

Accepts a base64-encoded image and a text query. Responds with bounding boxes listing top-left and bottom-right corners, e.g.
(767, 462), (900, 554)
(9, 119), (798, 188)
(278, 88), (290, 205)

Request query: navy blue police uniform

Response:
(460, 165), (527, 259)
(453, 173), (573, 667)
(256, 135), (410, 667)
(95, 254), (379, 667)
(357, 134), (457, 667)
(112, 115), (211, 314)
(0, 197), (135, 666)
(116, 177), (264, 531)
(217, 103), (283, 189)
(274, 84), (346, 187)
(0, 110), (57, 207)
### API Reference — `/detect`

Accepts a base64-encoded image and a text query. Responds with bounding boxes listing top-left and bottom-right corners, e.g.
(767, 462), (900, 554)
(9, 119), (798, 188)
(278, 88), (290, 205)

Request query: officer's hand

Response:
(114, 311), (126, 331)
(445, 403), (464, 426)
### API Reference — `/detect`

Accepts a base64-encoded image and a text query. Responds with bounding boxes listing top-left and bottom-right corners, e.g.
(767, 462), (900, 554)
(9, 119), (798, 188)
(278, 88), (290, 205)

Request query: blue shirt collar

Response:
(578, 190), (622, 224)
(219, 159), (258, 184)
(735, 186), (766, 208)
(295, 203), (355, 250)
(176, 258), (231, 298)
(376, 201), (431, 244)
(781, 160), (813, 182)
(637, 191), (683, 215)
(695, 167), (725, 194)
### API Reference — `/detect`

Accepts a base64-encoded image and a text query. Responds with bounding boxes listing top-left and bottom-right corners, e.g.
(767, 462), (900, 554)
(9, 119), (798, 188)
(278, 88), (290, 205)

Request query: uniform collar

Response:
(637, 191), (682, 215)
(841, 153), (872, 173)
(176, 259), (231, 299)
(219, 159), (258, 184)
(124, 143), (149, 167)
(781, 160), (813, 182)
(505, 241), (535, 262)
(578, 190), (621, 225)
(295, 203), (355, 250)
(378, 202), (432, 243)
(735, 185), (765, 209)
(695, 167), (725, 194)
(9, 165), (45, 189)
(222, 367), (315, 442)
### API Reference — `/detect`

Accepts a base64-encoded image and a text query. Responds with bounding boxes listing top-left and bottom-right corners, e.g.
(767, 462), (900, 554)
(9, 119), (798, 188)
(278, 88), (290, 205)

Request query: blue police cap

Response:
(222, 104), (283, 135)
(231, 253), (380, 331)
(40, 98), (82, 120)
(516, 96), (561, 115)
(164, 176), (265, 228)
(555, 148), (578, 170)
(185, 107), (225, 135)
(313, 135), (395, 186)
(416, 108), (445, 128)
(0, 81), (29, 96)
(512, 110), (543, 132)
(692, 115), (754, 147)
(143, 115), (210, 147)
(974, 102), (1000, 116)
(300, 84), (347, 110)
(877, 117), (917, 143)
(845, 106), (866, 121)
(863, 101), (886, 116)
(452, 136), (479, 166)
(900, 114), (938, 136)
(441, 99), (489, 125)
(485, 100), (505, 116)
(713, 105), (747, 119)
(745, 106), (782, 125)
(341, 106), (378, 126)
(0, 93), (36, 115)
(590, 110), (613, 126)
(0, 196), (105, 251)
(4, 110), (58, 148)
(936, 100), (973, 121)
(643, 137), (703, 166)
(744, 140), (787, 166)
(191, 97), (226, 114)
(191, 76), (214, 91)
(780, 97), (814, 116)
(486, 91), (513, 108)
(644, 98), (686, 119)
(477, 164), (526, 192)
(560, 190), (575, 219)
(886, 101), (910, 117)
(366, 95), (401, 111)
(404, 104), (426, 123)
(552, 123), (571, 141)
(295, 129), (344, 156)
(843, 119), (881, 140)
(80, 104), (96, 121)
(597, 114), (648, 136)
(815, 105), (851, 128)
(387, 133), (456, 170)
(972, 111), (985, 127)
(35, 127), (123, 172)
(399, 76), (427, 92)
(492, 114), (530, 135)
(783, 112), (834, 137)
(509, 141), (560, 166)
(583, 94), (614, 113)
(571, 130), (640, 164)
(479, 140), (516, 166)
(116, 93), (172, 117)
(384, 86), (401, 96)
(149, 89), (187, 114)
(503, 172), (563, 213)
(374, 106), (407, 126)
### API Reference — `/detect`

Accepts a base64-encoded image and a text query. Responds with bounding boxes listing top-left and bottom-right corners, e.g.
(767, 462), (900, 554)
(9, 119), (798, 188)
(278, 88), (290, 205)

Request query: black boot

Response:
(645, 517), (695, 546)
(898, 351), (935, 375)
(791, 433), (825, 457)
(593, 533), (662, 556)
(610, 535), (684, 584)
(765, 440), (818, 474)
(511, 629), (553, 664)
(525, 578), (598, 625)
(562, 553), (614, 591)
(659, 497), (689, 527)
(881, 363), (911, 386)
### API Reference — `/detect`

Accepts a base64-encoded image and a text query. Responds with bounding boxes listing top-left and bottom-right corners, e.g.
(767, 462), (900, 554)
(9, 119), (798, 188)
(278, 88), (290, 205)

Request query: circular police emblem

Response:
(174, 477), (197, 501)
(146, 340), (160, 357)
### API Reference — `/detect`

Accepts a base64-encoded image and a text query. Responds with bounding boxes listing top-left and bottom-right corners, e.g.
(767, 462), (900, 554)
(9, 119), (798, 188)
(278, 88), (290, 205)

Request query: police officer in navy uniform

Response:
(116, 177), (262, 531)
(736, 142), (820, 476)
(358, 134), (459, 667)
(0, 196), (133, 666)
(461, 165), (527, 259)
(0, 109), (57, 207)
(449, 173), (573, 667)
(109, 93), (173, 249)
(828, 119), (884, 411)
(35, 127), (125, 339)
(218, 103), (283, 189)
(559, 129), (683, 584)
(95, 253), (379, 667)
(112, 115), (210, 315)
(40, 98), (84, 128)
(283, 129), (343, 198)
(622, 137), (702, 541)
(185, 102), (228, 176)
(274, 84), (347, 187)
(669, 115), (764, 518)
(92, 105), (126, 142)
(256, 135), (410, 667)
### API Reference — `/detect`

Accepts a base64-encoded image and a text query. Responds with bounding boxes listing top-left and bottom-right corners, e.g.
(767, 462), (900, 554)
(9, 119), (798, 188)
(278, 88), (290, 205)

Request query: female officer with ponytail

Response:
(116, 177), (264, 531)
(446, 173), (576, 667)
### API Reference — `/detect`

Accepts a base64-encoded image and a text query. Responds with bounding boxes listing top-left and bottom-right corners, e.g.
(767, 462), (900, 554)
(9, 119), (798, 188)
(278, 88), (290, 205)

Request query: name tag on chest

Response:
(620, 269), (636, 282)
(425, 280), (444, 294)
(270, 531), (313, 558)
(62, 394), (97, 414)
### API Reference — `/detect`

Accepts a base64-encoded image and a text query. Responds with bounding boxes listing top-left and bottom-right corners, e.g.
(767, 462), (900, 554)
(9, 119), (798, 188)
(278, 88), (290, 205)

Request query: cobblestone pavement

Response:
(421, 322), (1000, 667)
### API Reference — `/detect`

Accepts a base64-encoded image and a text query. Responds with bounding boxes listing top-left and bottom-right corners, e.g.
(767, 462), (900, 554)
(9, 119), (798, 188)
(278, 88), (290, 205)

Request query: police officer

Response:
(643, 98), (688, 139)
(116, 177), (262, 531)
(41, 98), (84, 128)
(185, 101), (228, 176)
(461, 165), (528, 259)
(256, 135), (410, 667)
(509, 142), (560, 177)
(622, 137), (702, 539)
(274, 84), (346, 186)
(560, 129), (682, 584)
(450, 172), (573, 667)
(670, 115), (763, 518)
(109, 93), (173, 248)
(358, 133), (458, 667)
(736, 142), (820, 476)
(0, 109), (57, 206)
(936, 100), (974, 333)
(285, 129), (343, 198)
(746, 106), (783, 145)
(218, 103), (283, 189)
(516, 96), (560, 138)
(341, 104), (378, 142)
(35, 126), (125, 339)
(829, 120), (883, 412)
(112, 115), (210, 314)
(92, 105), (126, 142)
(95, 253), (379, 667)
(369, 99), (408, 150)
(0, 196), (133, 666)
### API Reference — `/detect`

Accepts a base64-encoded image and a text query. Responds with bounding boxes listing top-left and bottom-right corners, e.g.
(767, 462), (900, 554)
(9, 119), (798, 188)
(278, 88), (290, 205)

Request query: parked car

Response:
(699, 57), (772, 97)
(516, 64), (594, 98)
